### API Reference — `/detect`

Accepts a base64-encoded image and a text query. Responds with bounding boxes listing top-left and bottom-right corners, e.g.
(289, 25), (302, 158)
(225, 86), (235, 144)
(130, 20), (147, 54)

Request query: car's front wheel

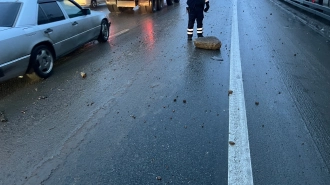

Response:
(28, 45), (54, 79)
(97, 20), (109, 43)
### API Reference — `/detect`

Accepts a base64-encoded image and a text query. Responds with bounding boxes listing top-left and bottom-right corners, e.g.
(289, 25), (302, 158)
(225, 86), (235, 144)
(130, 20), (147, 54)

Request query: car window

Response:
(58, 0), (84, 18)
(38, 6), (50, 25)
(0, 2), (21, 27)
(38, 2), (65, 25)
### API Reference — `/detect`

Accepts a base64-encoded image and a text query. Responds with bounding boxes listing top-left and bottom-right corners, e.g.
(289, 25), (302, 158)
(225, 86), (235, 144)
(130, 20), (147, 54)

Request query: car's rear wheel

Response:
(28, 45), (54, 79)
(97, 20), (109, 43)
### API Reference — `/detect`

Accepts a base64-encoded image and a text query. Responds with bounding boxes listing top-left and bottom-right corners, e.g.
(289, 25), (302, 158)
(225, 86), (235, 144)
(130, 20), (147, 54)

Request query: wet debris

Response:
(294, 53), (297, 56)
(156, 176), (162, 181)
(183, 100), (187, 104)
(228, 90), (233, 96)
(0, 111), (8, 122)
(255, 101), (259, 106)
(211, 56), (224, 61)
(229, 141), (235, 146)
(173, 99), (177, 102)
(130, 115), (136, 119)
(80, 72), (87, 78)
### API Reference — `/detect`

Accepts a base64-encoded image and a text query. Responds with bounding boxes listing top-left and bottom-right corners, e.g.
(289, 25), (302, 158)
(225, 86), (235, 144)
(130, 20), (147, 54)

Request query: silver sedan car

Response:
(0, 0), (110, 82)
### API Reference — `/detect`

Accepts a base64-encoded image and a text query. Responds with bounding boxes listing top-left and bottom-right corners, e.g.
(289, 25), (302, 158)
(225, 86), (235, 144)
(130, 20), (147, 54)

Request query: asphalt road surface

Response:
(0, 0), (330, 184)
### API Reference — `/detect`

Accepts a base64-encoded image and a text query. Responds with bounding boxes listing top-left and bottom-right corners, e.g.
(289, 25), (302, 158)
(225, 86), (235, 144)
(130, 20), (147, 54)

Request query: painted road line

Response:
(110, 29), (130, 38)
(228, 0), (254, 184)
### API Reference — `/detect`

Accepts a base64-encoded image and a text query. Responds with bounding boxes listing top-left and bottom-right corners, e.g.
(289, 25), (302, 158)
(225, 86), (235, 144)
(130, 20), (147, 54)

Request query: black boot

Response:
(197, 33), (204, 38)
(187, 34), (193, 40)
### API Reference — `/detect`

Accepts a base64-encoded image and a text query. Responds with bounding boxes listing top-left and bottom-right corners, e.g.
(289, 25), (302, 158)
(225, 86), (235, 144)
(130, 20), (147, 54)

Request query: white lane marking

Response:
(110, 29), (130, 38)
(228, 0), (254, 184)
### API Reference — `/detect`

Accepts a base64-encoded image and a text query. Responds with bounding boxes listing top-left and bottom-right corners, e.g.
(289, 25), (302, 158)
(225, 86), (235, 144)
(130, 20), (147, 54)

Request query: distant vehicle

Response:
(75, 0), (105, 8)
(106, 0), (180, 13)
(0, 0), (110, 82)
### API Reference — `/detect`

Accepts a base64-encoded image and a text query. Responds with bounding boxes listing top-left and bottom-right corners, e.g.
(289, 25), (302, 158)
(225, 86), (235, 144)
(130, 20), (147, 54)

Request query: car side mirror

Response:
(82, 8), (91, 15)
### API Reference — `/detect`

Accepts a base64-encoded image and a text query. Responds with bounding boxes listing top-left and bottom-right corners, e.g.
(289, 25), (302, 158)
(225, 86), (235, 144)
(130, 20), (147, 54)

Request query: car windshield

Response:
(0, 2), (21, 27)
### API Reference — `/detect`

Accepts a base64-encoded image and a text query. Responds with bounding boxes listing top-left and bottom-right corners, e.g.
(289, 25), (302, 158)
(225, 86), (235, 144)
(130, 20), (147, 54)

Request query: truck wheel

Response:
(157, 0), (164, 10)
(107, 4), (119, 13)
(97, 20), (109, 43)
(167, 0), (174, 6)
(28, 45), (54, 79)
(174, 0), (179, 3)
(91, 0), (97, 8)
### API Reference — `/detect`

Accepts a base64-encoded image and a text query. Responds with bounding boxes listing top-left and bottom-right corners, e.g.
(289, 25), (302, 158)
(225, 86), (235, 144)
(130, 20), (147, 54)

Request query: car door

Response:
(58, 0), (100, 48)
(37, 1), (76, 57)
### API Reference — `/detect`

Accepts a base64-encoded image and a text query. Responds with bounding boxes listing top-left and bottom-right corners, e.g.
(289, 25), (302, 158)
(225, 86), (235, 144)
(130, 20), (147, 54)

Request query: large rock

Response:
(194, 36), (221, 50)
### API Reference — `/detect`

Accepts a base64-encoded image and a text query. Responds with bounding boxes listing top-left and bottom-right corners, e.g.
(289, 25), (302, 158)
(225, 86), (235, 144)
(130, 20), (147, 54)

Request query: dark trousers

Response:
(187, 8), (204, 37)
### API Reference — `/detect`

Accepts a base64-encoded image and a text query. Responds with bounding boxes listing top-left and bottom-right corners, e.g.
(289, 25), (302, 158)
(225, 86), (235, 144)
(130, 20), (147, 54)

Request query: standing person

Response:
(186, 0), (210, 40)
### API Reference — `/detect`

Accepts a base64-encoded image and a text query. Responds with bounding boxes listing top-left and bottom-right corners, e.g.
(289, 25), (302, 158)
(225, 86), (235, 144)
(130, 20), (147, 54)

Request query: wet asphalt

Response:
(0, 0), (330, 184)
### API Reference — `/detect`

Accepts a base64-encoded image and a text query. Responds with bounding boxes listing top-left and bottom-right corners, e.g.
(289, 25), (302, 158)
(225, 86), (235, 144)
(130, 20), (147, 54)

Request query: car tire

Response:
(28, 45), (54, 79)
(91, 0), (97, 8)
(97, 20), (109, 43)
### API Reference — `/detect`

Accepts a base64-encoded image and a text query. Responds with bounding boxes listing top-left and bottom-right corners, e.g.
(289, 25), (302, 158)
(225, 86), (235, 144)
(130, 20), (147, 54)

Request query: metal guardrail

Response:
(284, 0), (330, 21)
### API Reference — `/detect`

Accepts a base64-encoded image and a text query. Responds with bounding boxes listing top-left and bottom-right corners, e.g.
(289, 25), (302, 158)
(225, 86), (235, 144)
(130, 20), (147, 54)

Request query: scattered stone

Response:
(0, 111), (7, 122)
(194, 36), (221, 50)
(183, 100), (187, 104)
(156, 176), (162, 181)
(173, 99), (177, 102)
(211, 56), (224, 61)
(229, 141), (235, 146)
(38, 96), (47, 100)
(255, 101), (259, 106)
(80, 72), (87, 78)
(228, 90), (233, 96)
